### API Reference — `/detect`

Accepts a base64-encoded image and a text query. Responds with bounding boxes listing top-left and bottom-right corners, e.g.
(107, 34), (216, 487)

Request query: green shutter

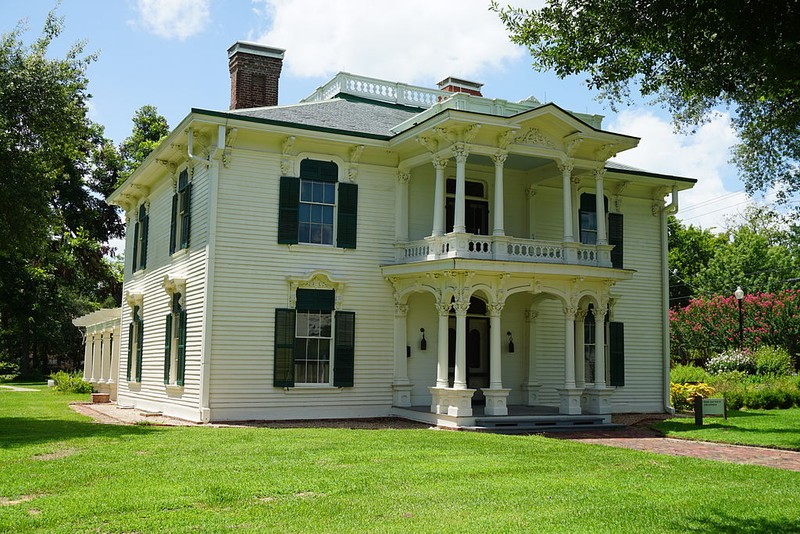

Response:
(169, 193), (178, 255)
(333, 311), (355, 387)
(278, 176), (300, 244)
(135, 316), (144, 382)
(127, 322), (133, 381)
(132, 221), (140, 273)
(609, 213), (623, 269)
(164, 313), (173, 384)
(337, 182), (358, 249)
(609, 321), (625, 387)
(180, 182), (192, 249)
(139, 213), (149, 270)
(274, 308), (296, 387)
(296, 289), (335, 311)
(177, 309), (187, 386)
(300, 159), (338, 182)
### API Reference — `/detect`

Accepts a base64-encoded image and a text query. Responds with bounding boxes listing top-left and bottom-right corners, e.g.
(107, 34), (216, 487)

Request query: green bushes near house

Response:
(50, 371), (93, 394)
(670, 347), (800, 411)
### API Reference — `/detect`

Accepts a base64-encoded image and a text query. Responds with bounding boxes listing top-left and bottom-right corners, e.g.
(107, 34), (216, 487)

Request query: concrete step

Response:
(466, 415), (625, 434)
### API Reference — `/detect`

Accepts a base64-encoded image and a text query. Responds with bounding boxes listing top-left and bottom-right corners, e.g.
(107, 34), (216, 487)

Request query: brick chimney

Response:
(437, 77), (483, 97)
(228, 41), (285, 110)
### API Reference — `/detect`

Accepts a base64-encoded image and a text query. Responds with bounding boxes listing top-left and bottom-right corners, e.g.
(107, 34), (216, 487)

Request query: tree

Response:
(667, 216), (726, 308)
(0, 12), (123, 376)
(118, 105), (169, 184)
(493, 1), (800, 199)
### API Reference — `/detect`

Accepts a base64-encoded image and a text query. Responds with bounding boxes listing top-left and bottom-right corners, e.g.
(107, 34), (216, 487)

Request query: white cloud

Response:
(608, 109), (747, 231)
(133, 0), (210, 40)
(253, 0), (544, 84)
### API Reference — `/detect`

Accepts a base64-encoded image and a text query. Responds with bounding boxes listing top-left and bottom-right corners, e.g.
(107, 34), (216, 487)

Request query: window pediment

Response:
(288, 271), (345, 309)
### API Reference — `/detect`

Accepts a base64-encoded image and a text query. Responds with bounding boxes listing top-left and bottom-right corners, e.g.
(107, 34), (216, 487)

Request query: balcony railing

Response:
(395, 234), (613, 268)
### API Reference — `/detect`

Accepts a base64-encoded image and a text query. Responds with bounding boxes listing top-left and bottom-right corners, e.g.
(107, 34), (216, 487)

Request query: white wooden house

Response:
(102, 41), (695, 425)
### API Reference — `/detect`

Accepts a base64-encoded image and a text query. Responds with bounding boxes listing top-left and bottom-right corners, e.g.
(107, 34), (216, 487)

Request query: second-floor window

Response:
(169, 169), (192, 254)
(278, 159), (358, 248)
(579, 193), (623, 269)
(132, 203), (149, 272)
(445, 178), (489, 235)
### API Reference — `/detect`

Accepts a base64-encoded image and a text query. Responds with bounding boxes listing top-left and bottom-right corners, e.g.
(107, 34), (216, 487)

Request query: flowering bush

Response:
(706, 349), (756, 375)
(752, 346), (793, 376)
(671, 290), (800, 364)
(671, 382), (716, 411)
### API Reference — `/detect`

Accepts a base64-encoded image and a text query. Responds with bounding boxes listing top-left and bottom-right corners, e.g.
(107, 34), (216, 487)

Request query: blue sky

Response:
(6, 0), (758, 230)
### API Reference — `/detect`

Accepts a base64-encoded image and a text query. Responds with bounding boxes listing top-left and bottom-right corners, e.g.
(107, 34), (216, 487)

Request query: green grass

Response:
(1, 388), (799, 533)
(654, 408), (800, 451)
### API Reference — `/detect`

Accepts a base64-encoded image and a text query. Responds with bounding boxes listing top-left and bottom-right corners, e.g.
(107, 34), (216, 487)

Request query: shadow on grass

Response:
(672, 512), (800, 534)
(0, 416), (161, 449)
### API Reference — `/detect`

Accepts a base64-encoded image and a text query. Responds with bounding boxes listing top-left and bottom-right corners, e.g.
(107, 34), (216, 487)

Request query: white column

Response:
(595, 305), (607, 388)
(492, 153), (507, 236)
(489, 306), (503, 388)
(91, 332), (102, 383)
(432, 158), (447, 237)
(572, 176), (580, 241)
(564, 306), (577, 389)
(575, 310), (586, 388)
(435, 301), (450, 387)
(595, 169), (607, 245)
(526, 186), (537, 239)
(559, 160), (574, 242)
(110, 325), (120, 384)
(395, 171), (410, 242)
(100, 329), (113, 383)
(453, 298), (469, 389)
(453, 143), (469, 233)
(83, 332), (93, 381)
(393, 303), (409, 385)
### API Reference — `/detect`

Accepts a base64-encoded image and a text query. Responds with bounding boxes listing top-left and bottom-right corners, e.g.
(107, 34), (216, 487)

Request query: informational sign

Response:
(702, 398), (727, 419)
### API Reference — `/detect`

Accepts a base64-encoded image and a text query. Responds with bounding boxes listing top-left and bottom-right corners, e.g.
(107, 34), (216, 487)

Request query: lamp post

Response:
(734, 286), (744, 350)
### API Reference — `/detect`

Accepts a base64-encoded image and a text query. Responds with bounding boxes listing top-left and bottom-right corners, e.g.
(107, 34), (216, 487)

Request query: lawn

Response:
(654, 407), (800, 451)
(1, 387), (799, 533)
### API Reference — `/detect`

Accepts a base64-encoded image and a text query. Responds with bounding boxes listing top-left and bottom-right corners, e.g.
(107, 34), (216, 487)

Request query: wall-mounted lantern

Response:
(507, 331), (515, 353)
(419, 328), (427, 351)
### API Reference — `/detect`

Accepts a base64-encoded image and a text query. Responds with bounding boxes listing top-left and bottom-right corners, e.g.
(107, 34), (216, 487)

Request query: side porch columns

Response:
(395, 170), (410, 242)
(431, 158), (447, 237)
(392, 302), (412, 407)
(484, 302), (510, 416)
(453, 143), (469, 233)
(435, 300), (450, 388)
(452, 296), (469, 389)
(594, 305), (607, 388)
(83, 331), (93, 381)
(91, 331), (102, 383)
(559, 159), (575, 242)
(492, 153), (507, 236)
(523, 309), (540, 405)
(100, 328), (113, 383)
(575, 310), (586, 388)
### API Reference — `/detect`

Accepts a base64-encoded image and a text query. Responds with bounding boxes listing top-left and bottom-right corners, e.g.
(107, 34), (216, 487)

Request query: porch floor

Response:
(390, 404), (614, 430)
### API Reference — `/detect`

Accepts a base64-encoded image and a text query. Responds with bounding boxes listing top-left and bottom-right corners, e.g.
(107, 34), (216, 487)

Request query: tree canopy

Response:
(493, 1), (800, 198)
(118, 104), (169, 185)
(0, 13), (122, 376)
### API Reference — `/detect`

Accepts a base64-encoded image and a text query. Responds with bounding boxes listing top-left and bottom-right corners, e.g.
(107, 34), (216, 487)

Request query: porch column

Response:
(559, 159), (575, 242)
(575, 310), (586, 388)
(563, 306), (577, 389)
(100, 328), (113, 383)
(452, 298), (469, 389)
(492, 153), (507, 236)
(110, 324), (120, 385)
(432, 158), (447, 237)
(524, 309), (540, 405)
(489, 305), (503, 388)
(91, 331), (102, 383)
(594, 305), (607, 388)
(435, 301), (451, 387)
(595, 168), (607, 244)
(526, 186), (537, 239)
(83, 332), (93, 381)
(453, 143), (469, 233)
(395, 170), (410, 242)
(392, 302), (412, 407)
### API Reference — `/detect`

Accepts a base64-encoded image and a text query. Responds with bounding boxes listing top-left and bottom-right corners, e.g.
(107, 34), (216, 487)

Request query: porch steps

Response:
(466, 415), (625, 434)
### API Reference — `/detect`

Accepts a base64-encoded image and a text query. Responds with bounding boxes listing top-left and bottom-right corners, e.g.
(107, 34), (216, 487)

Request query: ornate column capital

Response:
(556, 158), (574, 174)
(394, 303), (409, 317)
(488, 302), (504, 317)
(453, 142), (469, 164)
(491, 152), (508, 166)
(432, 157), (449, 171)
(452, 298), (470, 317)
(563, 306), (578, 320)
(397, 170), (411, 183)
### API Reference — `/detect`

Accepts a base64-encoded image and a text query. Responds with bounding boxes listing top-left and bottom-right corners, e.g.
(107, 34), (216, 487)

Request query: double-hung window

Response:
(579, 193), (623, 268)
(163, 292), (187, 386)
(132, 204), (149, 272)
(169, 169), (192, 254)
(274, 289), (355, 387)
(126, 305), (144, 382)
(278, 159), (358, 248)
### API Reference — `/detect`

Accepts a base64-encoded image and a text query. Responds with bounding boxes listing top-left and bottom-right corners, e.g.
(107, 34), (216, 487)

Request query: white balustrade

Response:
(396, 235), (612, 267)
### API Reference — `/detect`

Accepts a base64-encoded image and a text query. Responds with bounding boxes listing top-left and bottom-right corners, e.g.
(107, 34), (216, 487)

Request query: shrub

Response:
(670, 364), (711, 384)
(718, 375), (800, 410)
(752, 346), (793, 376)
(706, 349), (756, 375)
(50, 371), (93, 394)
(671, 382), (716, 412)
(0, 359), (19, 382)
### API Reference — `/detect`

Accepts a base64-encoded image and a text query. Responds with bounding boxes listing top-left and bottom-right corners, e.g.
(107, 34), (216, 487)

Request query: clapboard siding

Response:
(208, 147), (397, 418)
(116, 163), (210, 421)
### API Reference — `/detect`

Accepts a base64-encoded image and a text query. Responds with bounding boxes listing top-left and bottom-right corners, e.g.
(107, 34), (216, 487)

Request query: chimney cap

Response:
(228, 41), (285, 60)
(436, 77), (484, 91)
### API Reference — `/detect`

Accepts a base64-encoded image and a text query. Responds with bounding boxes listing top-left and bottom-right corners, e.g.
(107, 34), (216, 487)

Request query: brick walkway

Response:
(549, 426), (800, 472)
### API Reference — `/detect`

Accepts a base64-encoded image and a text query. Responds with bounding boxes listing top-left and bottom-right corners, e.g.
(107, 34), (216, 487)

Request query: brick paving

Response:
(548, 425), (800, 472)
